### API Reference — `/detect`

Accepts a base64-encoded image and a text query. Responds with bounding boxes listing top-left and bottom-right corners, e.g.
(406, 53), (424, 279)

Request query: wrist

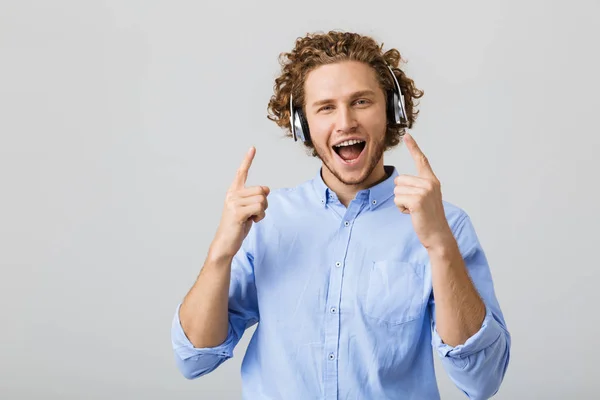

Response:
(207, 241), (236, 265)
(426, 231), (460, 261)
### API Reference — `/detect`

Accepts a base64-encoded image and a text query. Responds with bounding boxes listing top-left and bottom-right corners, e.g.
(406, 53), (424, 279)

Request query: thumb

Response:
(261, 186), (271, 195)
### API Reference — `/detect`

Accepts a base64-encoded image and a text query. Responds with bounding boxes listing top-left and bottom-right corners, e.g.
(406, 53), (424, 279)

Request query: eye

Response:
(354, 99), (371, 106)
(317, 105), (334, 112)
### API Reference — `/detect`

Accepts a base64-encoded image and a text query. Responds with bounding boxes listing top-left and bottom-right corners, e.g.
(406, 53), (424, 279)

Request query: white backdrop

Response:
(1, 0), (599, 398)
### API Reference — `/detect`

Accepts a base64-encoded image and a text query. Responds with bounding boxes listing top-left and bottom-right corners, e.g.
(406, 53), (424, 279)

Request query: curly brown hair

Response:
(267, 30), (424, 156)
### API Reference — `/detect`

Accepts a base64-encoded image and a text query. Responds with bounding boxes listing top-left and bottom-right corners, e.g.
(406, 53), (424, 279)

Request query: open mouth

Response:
(333, 139), (366, 163)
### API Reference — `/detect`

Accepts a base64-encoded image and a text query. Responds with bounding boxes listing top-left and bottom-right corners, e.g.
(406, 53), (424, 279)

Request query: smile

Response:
(332, 139), (366, 164)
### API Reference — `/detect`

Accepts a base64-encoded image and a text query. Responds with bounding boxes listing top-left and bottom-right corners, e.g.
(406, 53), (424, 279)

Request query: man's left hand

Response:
(394, 132), (454, 251)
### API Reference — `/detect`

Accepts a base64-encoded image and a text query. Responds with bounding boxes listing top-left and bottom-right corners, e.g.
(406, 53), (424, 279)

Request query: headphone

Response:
(289, 64), (408, 142)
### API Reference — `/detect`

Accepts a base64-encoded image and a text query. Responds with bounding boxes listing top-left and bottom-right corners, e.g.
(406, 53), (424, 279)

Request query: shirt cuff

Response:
(171, 303), (236, 361)
(432, 305), (503, 359)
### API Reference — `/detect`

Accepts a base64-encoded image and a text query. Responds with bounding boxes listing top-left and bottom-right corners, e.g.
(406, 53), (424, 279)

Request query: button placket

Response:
(323, 203), (364, 399)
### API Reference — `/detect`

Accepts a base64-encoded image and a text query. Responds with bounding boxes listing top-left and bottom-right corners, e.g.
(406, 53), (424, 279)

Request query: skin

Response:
(178, 60), (485, 350)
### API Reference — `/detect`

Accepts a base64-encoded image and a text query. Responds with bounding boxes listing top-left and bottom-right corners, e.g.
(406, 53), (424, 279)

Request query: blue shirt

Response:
(171, 165), (511, 399)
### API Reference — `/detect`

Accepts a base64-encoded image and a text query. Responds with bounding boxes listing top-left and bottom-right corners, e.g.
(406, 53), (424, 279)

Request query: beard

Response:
(313, 136), (386, 186)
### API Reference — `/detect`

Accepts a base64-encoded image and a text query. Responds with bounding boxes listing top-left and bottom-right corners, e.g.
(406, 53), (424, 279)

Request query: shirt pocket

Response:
(364, 259), (426, 326)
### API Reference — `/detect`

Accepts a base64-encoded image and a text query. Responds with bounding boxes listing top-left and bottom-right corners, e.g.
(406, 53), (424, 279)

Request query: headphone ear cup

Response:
(291, 108), (304, 142)
(386, 89), (398, 125)
(297, 108), (311, 142)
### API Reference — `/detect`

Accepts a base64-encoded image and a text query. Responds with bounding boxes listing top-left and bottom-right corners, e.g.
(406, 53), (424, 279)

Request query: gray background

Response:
(1, 0), (598, 399)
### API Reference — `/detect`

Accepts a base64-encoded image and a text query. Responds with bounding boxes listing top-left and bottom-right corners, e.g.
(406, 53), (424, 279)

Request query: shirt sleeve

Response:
(171, 226), (260, 380)
(430, 212), (511, 400)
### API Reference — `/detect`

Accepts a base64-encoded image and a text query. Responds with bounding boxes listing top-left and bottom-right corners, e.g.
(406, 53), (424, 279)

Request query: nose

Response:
(335, 105), (358, 133)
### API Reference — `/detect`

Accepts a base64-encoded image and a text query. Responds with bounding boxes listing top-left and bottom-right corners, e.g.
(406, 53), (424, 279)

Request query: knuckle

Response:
(226, 199), (237, 211)
(231, 207), (242, 220)
(226, 190), (239, 202)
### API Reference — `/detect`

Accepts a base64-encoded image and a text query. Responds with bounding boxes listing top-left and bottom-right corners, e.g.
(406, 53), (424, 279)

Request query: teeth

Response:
(334, 139), (365, 147)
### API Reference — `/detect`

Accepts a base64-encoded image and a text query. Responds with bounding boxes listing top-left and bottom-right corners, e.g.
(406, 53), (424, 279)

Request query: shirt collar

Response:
(311, 165), (398, 210)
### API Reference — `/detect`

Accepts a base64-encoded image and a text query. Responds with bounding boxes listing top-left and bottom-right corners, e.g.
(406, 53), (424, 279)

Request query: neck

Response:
(321, 160), (388, 207)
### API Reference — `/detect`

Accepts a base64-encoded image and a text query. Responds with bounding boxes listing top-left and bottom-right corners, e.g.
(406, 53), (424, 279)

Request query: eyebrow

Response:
(310, 90), (377, 108)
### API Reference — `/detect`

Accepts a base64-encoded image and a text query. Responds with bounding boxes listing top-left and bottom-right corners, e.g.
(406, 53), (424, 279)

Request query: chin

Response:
(314, 136), (385, 186)
(330, 165), (373, 186)
(328, 148), (378, 186)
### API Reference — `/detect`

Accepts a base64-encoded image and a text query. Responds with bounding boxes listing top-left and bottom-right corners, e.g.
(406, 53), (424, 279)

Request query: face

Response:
(303, 60), (388, 187)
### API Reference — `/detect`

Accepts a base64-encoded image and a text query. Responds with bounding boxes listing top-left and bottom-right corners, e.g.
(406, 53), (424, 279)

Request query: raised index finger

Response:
(404, 133), (435, 178)
(232, 146), (256, 189)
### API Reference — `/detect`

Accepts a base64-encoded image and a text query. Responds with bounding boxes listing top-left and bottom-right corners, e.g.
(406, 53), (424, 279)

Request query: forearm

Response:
(429, 238), (486, 347)
(179, 244), (233, 349)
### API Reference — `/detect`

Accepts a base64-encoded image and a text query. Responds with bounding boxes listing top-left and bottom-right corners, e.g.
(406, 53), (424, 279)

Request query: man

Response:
(171, 31), (511, 399)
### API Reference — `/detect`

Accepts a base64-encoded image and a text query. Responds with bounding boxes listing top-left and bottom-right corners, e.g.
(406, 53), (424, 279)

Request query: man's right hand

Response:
(210, 146), (269, 261)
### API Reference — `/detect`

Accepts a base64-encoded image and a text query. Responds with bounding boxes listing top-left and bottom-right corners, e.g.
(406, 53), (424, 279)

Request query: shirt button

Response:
(344, 221), (349, 227)
(330, 307), (337, 314)
(335, 262), (341, 268)
(328, 353), (335, 360)
(372, 200), (377, 205)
